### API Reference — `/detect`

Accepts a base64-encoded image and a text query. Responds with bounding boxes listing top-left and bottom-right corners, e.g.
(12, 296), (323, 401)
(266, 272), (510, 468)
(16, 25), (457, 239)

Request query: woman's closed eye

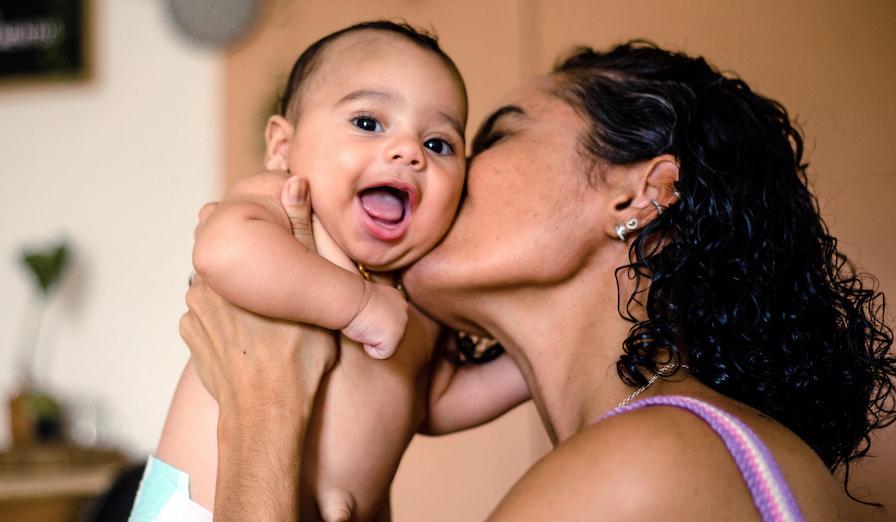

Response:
(471, 130), (505, 157)
(471, 105), (525, 157)
(352, 115), (384, 132)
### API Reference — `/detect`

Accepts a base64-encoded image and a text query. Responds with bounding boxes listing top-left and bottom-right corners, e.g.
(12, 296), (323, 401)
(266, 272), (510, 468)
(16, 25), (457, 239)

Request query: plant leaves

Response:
(21, 242), (69, 295)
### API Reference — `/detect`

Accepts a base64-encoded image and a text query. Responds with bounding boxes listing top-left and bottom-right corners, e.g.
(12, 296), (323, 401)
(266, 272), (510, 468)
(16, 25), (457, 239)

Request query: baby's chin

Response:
(343, 227), (444, 275)
(348, 244), (418, 274)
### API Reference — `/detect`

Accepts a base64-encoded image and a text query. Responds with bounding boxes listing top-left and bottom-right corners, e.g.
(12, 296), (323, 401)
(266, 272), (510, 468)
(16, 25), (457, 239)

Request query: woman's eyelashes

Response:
(471, 130), (505, 157)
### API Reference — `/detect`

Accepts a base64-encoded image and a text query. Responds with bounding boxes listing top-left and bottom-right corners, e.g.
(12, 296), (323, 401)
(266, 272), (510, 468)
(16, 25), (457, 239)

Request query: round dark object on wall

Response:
(167, 0), (260, 48)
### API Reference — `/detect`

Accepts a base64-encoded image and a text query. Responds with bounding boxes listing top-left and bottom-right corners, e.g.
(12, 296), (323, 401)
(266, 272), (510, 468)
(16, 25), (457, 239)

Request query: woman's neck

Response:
(481, 259), (638, 444)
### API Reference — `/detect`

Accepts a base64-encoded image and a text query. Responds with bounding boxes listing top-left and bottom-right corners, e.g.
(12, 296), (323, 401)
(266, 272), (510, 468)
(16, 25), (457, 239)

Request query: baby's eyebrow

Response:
(437, 111), (465, 140)
(335, 89), (396, 106)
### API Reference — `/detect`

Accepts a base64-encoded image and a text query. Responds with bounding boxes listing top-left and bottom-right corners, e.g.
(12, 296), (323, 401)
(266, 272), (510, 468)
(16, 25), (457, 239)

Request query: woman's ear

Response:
(264, 115), (294, 171)
(631, 154), (679, 210)
(603, 154), (679, 239)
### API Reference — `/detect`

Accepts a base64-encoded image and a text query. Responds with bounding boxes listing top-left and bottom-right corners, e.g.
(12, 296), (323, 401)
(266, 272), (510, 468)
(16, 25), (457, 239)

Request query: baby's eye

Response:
(424, 138), (454, 156)
(352, 116), (383, 132)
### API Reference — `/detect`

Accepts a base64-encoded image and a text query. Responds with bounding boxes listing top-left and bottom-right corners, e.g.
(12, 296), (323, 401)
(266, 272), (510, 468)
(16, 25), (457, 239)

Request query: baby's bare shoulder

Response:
(224, 171), (291, 203)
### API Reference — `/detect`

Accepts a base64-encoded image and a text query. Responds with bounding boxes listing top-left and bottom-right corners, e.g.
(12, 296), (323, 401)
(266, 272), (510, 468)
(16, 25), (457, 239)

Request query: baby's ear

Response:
(264, 115), (294, 171)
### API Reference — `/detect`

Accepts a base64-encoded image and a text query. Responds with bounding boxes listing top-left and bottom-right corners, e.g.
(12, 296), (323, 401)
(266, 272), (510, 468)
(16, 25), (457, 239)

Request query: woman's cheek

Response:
(434, 179), (464, 233)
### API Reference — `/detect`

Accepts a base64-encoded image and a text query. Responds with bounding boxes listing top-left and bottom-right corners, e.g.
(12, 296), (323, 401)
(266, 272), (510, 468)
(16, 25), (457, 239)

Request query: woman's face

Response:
(404, 75), (608, 327)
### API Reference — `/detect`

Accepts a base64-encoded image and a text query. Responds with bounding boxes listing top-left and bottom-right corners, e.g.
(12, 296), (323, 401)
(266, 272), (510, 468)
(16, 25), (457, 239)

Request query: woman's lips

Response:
(357, 182), (416, 241)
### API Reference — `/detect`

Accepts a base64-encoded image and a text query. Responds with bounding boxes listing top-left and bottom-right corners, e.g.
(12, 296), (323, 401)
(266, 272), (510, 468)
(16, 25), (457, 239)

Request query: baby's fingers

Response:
(281, 175), (315, 250)
(364, 341), (398, 360)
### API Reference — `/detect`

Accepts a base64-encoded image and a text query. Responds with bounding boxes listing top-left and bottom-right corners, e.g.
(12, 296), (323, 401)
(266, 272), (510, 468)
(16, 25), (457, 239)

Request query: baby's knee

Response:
(319, 487), (354, 522)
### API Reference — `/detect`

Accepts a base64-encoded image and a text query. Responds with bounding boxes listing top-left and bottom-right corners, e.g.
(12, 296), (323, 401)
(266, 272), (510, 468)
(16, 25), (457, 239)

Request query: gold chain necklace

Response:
(355, 262), (406, 299)
(617, 363), (689, 408)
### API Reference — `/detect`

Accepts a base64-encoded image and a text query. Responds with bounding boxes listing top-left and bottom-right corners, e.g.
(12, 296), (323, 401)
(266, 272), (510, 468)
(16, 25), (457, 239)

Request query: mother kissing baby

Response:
(135, 20), (895, 522)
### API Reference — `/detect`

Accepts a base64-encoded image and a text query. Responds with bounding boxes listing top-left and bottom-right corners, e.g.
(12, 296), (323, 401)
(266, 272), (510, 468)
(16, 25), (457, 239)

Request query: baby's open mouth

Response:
(359, 185), (408, 225)
(357, 182), (415, 242)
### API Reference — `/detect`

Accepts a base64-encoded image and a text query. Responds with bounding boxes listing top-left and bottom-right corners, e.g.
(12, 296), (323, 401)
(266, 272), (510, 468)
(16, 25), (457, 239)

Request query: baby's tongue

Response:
(360, 188), (404, 223)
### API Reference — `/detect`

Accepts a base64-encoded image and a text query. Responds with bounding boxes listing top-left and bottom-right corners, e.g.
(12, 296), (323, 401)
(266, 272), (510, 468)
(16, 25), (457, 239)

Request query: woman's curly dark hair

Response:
(552, 41), (896, 503)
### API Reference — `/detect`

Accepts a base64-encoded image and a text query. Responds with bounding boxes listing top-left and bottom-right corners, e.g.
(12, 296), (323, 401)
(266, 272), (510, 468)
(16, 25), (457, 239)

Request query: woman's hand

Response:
(181, 174), (336, 409)
(179, 275), (335, 415)
(178, 174), (335, 521)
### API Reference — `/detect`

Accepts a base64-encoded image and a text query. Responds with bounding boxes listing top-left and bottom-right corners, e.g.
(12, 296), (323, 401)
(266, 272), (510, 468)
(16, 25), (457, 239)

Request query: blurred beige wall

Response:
(0, 1), (219, 453)
(224, 1), (895, 520)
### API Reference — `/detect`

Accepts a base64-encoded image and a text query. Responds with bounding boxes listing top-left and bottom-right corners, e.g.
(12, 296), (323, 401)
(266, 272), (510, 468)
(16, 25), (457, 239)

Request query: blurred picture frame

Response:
(0, 0), (88, 83)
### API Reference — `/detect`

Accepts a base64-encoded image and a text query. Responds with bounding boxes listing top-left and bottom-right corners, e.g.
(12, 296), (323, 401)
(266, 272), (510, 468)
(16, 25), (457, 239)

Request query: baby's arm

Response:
(193, 173), (406, 357)
(421, 335), (530, 435)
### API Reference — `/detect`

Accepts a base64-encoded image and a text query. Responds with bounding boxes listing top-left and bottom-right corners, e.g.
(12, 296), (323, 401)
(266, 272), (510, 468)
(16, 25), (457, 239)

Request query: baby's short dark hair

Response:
(278, 20), (467, 120)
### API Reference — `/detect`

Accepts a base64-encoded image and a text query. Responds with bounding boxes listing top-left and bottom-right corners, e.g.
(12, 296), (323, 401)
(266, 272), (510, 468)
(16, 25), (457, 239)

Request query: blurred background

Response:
(0, 0), (893, 520)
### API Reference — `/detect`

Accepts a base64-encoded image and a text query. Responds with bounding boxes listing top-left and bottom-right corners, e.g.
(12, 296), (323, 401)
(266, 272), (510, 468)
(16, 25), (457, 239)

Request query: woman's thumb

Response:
(281, 175), (315, 249)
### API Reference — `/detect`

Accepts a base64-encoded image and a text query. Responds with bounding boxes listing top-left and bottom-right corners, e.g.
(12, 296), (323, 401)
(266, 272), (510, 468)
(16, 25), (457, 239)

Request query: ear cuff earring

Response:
(615, 218), (639, 241)
(616, 189), (682, 242)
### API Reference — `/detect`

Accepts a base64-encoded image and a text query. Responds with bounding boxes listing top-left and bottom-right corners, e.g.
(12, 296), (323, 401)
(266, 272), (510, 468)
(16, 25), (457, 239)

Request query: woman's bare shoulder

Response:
(488, 401), (852, 521)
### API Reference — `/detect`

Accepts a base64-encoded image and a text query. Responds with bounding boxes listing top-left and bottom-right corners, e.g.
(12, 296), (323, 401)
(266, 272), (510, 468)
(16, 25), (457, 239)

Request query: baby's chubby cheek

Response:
(414, 190), (462, 250)
(302, 169), (358, 214)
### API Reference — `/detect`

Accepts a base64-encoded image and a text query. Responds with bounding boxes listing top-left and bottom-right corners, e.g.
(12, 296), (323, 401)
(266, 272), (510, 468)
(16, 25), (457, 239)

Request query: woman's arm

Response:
(173, 177), (337, 520)
(180, 276), (335, 520)
(194, 172), (406, 357)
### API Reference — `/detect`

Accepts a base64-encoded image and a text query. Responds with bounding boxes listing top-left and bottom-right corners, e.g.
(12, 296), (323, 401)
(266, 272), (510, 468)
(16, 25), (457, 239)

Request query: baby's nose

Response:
(387, 138), (425, 169)
(392, 154), (419, 166)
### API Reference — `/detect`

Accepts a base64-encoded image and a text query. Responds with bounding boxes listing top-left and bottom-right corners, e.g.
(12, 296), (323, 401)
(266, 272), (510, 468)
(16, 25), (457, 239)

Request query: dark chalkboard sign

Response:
(0, 0), (86, 80)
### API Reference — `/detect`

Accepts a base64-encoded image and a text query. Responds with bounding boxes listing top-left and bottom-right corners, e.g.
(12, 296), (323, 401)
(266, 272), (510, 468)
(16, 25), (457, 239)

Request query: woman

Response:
(179, 42), (894, 520)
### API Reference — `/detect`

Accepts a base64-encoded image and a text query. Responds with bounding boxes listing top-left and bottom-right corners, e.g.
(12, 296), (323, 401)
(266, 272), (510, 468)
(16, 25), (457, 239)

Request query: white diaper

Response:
(129, 455), (212, 522)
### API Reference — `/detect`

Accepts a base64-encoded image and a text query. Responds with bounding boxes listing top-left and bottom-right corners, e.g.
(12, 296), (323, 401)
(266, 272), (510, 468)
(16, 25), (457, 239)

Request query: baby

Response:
(144, 21), (529, 522)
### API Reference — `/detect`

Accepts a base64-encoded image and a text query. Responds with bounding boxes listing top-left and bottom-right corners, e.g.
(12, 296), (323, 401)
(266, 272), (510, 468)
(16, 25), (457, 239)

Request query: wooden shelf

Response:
(0, 445), (129, 522)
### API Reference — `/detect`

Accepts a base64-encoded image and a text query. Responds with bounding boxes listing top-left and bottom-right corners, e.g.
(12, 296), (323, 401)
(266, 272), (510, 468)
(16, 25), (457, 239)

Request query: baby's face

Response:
(279, 32), (467, 272)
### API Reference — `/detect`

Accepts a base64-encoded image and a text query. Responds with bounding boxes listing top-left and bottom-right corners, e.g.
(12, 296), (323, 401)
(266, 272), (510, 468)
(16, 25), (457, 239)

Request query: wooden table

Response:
(0, 445), (128, 522)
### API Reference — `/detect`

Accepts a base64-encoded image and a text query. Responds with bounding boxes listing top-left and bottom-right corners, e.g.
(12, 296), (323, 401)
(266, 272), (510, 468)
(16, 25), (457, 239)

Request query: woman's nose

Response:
(386, 136), (426, 170)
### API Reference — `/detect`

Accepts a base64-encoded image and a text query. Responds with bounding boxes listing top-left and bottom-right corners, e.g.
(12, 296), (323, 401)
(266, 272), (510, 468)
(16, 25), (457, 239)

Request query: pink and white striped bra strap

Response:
(600, 395), (806, 522)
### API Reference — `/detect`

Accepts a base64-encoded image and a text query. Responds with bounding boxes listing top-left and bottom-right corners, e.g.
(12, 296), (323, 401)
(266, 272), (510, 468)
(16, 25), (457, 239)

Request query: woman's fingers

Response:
(185, 274), (204, 310)
(178, 307), (219, 400)
(181, 268), (337, 406)
(181, 275), (225, 397)
(281, 175), (315, 249)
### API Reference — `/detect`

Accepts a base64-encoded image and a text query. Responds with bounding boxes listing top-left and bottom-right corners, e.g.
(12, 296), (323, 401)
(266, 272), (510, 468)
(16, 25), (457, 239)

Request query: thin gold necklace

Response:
(617, 363), (689, 408)
(355, 262), (406, 299)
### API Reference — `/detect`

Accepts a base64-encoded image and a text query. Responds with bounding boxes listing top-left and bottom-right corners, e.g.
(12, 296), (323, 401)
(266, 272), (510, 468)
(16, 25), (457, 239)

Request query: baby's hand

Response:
(342, 280), (408, 359)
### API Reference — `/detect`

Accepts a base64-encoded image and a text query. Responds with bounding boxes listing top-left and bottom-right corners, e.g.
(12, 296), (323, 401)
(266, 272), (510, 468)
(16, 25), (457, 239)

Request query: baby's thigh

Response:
(156, 359), (220, 511)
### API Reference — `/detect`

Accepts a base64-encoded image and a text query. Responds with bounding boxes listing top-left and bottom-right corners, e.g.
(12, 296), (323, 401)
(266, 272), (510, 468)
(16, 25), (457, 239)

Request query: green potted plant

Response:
(9, 241), (70, 446)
